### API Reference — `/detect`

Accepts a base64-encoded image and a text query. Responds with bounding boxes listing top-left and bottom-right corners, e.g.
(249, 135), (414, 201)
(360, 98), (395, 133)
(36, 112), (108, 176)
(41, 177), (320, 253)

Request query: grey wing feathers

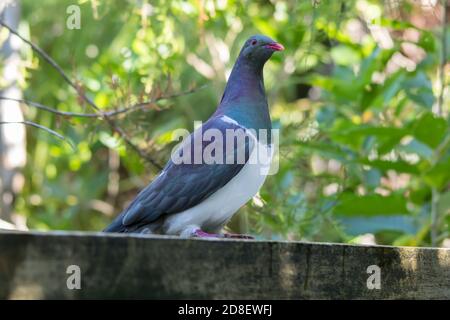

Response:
(103, 116), (253, 232)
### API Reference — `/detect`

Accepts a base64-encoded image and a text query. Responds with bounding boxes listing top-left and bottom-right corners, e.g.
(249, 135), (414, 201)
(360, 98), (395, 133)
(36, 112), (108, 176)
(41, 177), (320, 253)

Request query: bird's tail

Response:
(102, 214), (127, 233)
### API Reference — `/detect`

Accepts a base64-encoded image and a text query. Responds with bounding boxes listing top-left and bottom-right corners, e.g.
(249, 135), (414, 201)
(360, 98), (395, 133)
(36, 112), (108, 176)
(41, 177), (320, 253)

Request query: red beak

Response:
(265, 42), (284, 51)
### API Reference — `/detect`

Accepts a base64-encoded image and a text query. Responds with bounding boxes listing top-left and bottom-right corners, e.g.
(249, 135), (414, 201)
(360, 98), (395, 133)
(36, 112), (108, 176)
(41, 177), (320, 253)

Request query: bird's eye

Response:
(251, 39), (257, 46)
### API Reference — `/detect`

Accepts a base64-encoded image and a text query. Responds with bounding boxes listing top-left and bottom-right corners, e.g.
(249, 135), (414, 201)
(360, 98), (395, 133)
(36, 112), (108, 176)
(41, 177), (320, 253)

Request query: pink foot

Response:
(193, 229), (221, 238)
(193, 229), (254, 239)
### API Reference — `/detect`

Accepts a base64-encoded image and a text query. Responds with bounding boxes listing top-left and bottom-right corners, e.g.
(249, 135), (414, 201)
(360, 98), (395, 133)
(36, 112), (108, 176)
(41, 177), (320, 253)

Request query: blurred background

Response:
(0, 0), (448, 247)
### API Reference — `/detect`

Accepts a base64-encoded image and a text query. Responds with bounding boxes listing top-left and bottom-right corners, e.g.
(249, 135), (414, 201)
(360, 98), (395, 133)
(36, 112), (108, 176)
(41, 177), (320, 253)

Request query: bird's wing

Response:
(105, 115), (255, 232)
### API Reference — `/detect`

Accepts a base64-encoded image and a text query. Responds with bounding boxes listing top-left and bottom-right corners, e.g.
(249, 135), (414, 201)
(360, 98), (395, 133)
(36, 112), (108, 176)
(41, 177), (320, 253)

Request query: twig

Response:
(106, 85), (207, 117)
(0, 20), (203, 170)
(0, 121), (74, 149)
(109, 123), (162, 167)
(0, 20), (84, 106)
(0, 97), (100, 118)
(0, 85), (206, 119)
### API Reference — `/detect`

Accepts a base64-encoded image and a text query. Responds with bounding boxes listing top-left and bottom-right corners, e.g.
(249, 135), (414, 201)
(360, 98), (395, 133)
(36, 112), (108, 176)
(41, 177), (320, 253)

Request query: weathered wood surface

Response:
(0, 230), (449, 299)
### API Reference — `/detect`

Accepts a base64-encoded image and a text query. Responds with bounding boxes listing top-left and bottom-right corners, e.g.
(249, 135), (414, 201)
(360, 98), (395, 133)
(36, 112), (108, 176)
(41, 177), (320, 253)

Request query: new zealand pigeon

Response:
(104, 35), (284, 238)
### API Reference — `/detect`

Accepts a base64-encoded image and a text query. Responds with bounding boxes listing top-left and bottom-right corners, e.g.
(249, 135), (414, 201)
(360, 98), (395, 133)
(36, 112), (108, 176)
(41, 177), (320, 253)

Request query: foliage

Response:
(1, 0), (449, 246)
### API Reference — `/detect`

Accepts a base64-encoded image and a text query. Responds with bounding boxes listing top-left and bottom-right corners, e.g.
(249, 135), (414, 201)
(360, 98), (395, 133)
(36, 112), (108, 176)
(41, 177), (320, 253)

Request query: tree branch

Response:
(0, 20), (203, 170)
(0, 85), (206, 119)
(0, 120), (74, 149)
(105, 84), (207, 117)
(0, 97), (100, 118)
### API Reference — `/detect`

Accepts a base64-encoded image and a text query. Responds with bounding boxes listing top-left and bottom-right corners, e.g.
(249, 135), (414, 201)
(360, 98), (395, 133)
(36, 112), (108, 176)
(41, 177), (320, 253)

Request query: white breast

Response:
(163, 125), (273, 236)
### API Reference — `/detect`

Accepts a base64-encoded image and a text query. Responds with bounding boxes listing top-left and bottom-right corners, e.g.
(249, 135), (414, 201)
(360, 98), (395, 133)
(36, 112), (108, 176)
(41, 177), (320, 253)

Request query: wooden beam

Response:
(0, 230), (449, 299)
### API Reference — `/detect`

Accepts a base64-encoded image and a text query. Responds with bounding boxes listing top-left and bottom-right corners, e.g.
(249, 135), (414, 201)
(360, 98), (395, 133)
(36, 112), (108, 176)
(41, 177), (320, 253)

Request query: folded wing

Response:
(104, 116), (254, 232)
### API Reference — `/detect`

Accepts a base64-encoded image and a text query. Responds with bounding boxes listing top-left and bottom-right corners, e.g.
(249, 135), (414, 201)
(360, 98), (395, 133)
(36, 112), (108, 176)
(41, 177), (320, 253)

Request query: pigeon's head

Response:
(239, 34), (284, 67)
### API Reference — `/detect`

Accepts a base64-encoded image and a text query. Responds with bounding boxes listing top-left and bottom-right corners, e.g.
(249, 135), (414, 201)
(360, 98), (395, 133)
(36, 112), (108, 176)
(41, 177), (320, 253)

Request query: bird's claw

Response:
(192, 229), (219, 238)
(192, 229), (254, 239)
(222, 233), (254, 239)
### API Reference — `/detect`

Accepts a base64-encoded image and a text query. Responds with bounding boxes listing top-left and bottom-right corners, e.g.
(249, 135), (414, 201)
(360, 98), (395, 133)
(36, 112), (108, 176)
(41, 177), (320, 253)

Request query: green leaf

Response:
(363, 169), (381, 188)
(296, 141), (354, 162)
(424, 158), (450, 188)
(359, 159), (420, 174)
(417, 30), (436, 52)
(310, 72), (358, 101)
(331, 45), (361, 66)
(404, 72), (435, 109)
(413, 112), (447, 148)
(341, 216), (417, 236)
(331, 125), (408, 152)
(409, 186), (430, 205)
(399, 138), (433, 160)
(334, 193), (409, 217)
(370, 71), (405, 109)
(379, 18), (416, 30)
(358, 47), (380, 86)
